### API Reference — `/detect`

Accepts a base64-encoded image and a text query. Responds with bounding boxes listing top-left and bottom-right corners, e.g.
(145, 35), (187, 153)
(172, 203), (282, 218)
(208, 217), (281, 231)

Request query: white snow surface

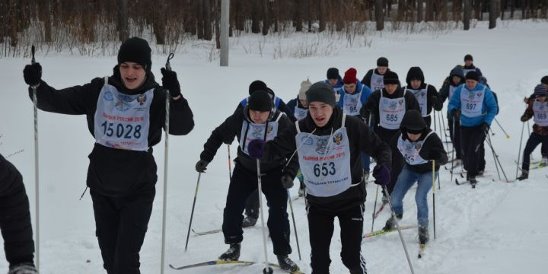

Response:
(1, 20), (548, 274)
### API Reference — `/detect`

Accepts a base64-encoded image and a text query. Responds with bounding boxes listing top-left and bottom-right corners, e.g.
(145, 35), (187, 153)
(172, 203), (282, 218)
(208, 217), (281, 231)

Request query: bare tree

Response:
(464, 0), (471, 30)
(376, 0), (385, 30)
(489, 0), (498, 28)
(117, 0), (129, 42)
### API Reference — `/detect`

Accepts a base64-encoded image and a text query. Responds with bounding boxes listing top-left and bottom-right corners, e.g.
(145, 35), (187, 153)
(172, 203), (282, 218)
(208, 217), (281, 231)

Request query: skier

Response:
(239, 80), (294, 227)
(338, 67), (373, 180)
(517, 85), (548, 180)
(447, 71), (498, 186)
(22, 37), (195, 274)
(462, 54), (483, 78)
(287, 79), (313, 196)
(361, 57), (392, 92)
(194, 90), (300, 272)
(523, 76), (548, 164)
(382, 110), (448, 245)
(0, 154), (38, 274)
(435, 66), (465, 166)
(404, 66), (439, 128)
(360, 71), (420, 197)
(324, 67), (344, 91)
(254, 81), (392, 274)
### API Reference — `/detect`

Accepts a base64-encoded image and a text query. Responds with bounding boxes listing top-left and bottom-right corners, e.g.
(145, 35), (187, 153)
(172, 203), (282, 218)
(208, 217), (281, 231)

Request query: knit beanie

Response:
(541, 76), (548, 85)
(249, 80), (268, 95)
(298, 79), (312, 100)
(533, 84), (548, 97)
(465, 71), (480, 82)
(377, 57), (389, 67)
(464, 54), (473, 61)
(326, 68), (340, 80)
(383, 71), (400, 85)
(401, 110), (427, 133)
(248, 90), (273, 111)
(117, 37), (152, 71)
(306, 82), (336, 107)
(343, 68), (358, 84)
(450, 66), (464, 79)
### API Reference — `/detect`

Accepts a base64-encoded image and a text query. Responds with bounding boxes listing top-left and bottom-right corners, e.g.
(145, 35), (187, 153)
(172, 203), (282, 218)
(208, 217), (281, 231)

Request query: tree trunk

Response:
(376, 0), (385, 30)
(197, 0), (205, 38)
(204, 0), (213, 40)
(251, 0), (260, 33)
(463, 0), (471, 30)
(441, 0), (448, 20)
(425, 0), (434, 21)
(117, 0), (129, 42)
(318, 0), (326, 32)
(262, 0), (270, 35)
(489, 0), (498, 28)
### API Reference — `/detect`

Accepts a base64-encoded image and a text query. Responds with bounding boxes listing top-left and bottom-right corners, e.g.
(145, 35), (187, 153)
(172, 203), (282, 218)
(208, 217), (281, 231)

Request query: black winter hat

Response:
(406, 66), (425, 86)
(377, 57), (389, 67)
(117, 37), (152, 71)
(533, 84), (547, 97)
(401, 110), (427, 132)
(541, 76), (548, 85)
(249, 80), (268, 95)
(326, 68), (340, 80)
(248, 90), (273, 111)
(383, 71), (400, 85)
(450, 66), (464, 79)
(306, 81), (336, 107)
(464, 54), (473, 61)
(465, 71), (480, 82)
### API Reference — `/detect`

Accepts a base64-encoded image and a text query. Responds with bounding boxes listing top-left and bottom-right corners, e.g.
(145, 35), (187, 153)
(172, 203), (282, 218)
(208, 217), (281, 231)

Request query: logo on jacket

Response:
(115, 94), (135, 111)
(103, 90), (114, 101)
(251, 125), (265, 138)
(315, 138), (328, 154)
(137, 94), (147, 105)
(333, 132), (343, 145)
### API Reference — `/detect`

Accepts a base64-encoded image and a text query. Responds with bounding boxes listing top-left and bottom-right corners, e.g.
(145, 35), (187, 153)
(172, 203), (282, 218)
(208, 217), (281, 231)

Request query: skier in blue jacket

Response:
(447, 71), (498, 185)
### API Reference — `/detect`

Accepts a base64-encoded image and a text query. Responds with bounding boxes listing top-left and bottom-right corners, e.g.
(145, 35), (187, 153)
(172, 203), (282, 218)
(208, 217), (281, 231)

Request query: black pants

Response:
(307, 204), (366, 274)
(375, 127), (400, 194)
(223, 163), (291, 256)
(522, 132), (548, 171)
(448, 118), (463, 159)
(244, 189), (260, 219)
(91, 188), (155, 274)
(0, 184), (34, 266)
(460, 125), (487, 178)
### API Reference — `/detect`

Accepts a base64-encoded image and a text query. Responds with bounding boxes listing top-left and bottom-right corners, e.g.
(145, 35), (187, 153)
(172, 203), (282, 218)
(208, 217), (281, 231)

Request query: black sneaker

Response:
(469, 177), (478, 187)
(219, 243), (241, 261)
(517, 171), (529, 181)
(277, 255), (300, 272)
(8, 263), (38, 274)
(242, 216), (257, 228)
(419, 226), (429, 244)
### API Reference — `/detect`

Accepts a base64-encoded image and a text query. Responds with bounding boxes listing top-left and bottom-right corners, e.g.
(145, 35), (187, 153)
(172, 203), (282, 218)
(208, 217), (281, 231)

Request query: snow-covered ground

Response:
(1, 20), (547, 274)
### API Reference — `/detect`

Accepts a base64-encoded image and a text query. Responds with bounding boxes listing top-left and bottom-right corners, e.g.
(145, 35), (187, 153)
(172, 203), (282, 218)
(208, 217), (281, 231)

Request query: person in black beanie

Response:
(361, 56), (394, 92)
(22, 37), (195, 274)
(404, 66), (439, 128)
(324, 67), (344, 90)
(0, 154), (38, 274)
(360, 70), (420, 198)
(462, 54), (483, 79)
(254, 81), (392, 274)
(195, 90), (300, 272)
(523, 76), (548, 161)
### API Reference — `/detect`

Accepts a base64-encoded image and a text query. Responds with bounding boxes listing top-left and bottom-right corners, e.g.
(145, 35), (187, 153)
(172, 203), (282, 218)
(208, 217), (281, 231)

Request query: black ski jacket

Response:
(390, 128), (448, 174)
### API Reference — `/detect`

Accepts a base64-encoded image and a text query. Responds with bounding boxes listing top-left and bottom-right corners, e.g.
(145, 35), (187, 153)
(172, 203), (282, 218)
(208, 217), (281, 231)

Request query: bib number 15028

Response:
(101, 121), (142, 139)
(313, 162), (336, 177)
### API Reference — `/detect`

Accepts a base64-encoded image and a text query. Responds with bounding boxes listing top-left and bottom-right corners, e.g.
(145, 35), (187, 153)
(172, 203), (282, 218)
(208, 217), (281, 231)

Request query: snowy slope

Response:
(1, 20), (547, 274)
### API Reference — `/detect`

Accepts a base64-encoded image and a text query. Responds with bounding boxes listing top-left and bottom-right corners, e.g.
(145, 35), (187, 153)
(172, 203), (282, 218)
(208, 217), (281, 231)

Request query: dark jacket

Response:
(264, 107), (391, 212)
(28, 67), (194, 197)
(521, 99), (548, 136)
(390, 128), (448, 174)
(360, 88), (421, 130)
(200, 107), (299, 178)
(361, 68), (392, 89)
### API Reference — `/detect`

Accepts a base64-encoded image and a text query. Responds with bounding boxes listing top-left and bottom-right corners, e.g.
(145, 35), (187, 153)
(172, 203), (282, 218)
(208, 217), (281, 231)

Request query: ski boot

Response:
(242, 216), (258, 228)
(469, 176), (478, 188)
(219, 243), (241, 261)
(418, 226), (429, 245)
(8, 263), (38, 274)
(277, 255), (300, 272)
(541, 157), (548, 167)
(382, 214), (402, 231)
(517, 171), (529, 181)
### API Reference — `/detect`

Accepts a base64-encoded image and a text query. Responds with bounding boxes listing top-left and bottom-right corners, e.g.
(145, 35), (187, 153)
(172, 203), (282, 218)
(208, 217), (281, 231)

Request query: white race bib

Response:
(533, 100), (548, 126)
(342, 91), (363, 116)
(294, 105), (308, 121)
(240, 116), (281, 156)
(379, 92), (406, 130)
(460, 87), (486, 118)
(407, 85), (428, 117)
(370, 72), (384, 92)
(397, 132), (434, 165)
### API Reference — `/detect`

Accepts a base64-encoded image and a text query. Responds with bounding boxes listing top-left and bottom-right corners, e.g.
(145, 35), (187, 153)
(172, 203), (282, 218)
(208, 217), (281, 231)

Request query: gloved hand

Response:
(195, 160), (209, 173)
(520, 115), (528, 122)
(160, 68), (181, 98)
(372, 164), (390, 186)
(481, 122), (490, 134)
(247, 139), (266, 159)
(451, 109), (460, 119)
(428, 149), (443, 161)
(281, 175), (294, 189)
(23, 63), (42, 86)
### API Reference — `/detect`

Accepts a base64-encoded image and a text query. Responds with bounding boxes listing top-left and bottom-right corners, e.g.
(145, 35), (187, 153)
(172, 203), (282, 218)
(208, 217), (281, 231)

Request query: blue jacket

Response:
(447, 83), (498, 127)
(336, 81), (372, 116)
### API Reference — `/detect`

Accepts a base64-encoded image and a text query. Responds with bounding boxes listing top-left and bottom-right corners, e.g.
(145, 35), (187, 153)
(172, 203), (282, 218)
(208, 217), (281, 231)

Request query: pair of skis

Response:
(364, 225), (428, 259)
(169, 259), (304, 273)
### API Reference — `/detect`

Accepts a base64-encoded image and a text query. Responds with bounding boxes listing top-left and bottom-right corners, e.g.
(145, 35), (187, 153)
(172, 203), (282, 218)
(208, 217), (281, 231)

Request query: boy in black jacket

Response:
(195, 90), (300, 272)
(382, 110), (447, 244)
(256, 82), (392, 274)
(23, 37), (194, 274)
(0, 154), (37, 274)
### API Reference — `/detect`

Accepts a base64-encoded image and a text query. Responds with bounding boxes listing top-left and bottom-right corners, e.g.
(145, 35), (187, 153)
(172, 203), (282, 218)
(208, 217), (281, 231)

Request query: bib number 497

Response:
(313, 162), (336, 177)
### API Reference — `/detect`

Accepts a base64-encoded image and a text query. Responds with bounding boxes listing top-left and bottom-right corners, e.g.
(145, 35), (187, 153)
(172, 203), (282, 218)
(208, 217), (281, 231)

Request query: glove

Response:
(451, 109), (460, 119)
(520, 115), (528, 122)
(247, 139), (266, 159)
(281, 175), (294, 189)
(372, 164), (390, 186)
(23, 63), (42, 86)
(428, 149), (443, 161)
(195, 160), (209, 173)
(481, 122), (490, 133)
(160, 68), (181, 98)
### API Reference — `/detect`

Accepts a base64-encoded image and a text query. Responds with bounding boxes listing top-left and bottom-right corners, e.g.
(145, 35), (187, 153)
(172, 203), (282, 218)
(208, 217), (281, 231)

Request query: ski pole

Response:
(256, 159), (273, 274)
(382, 186), (415, 274)
(449, 118), (456, 184)
(515, 122), (526, 178)
(432, 160), (436, 240)
(287, 190), (301, 260)
(160, 52), (174, 274)
(184, 172), (202, 252)
(370, 185), (380, 233)
(485, 132), (510, 183)
(494, 118), (510, 139)
(227, 144), (232, 178)
(30, 45), (40, 272)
